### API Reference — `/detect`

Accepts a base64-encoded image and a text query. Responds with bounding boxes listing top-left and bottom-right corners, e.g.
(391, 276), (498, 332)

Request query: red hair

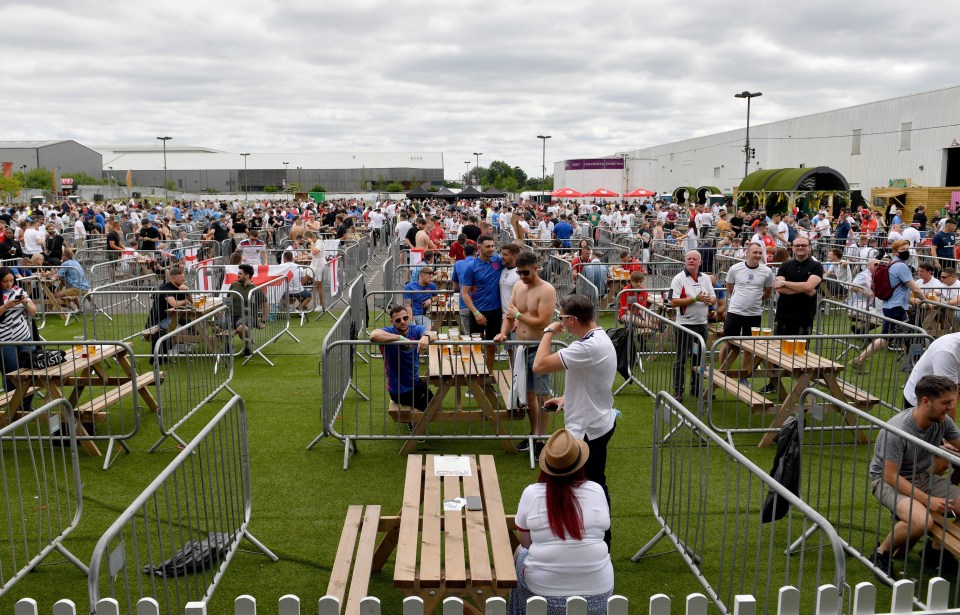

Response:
(539, 468), (586, 540)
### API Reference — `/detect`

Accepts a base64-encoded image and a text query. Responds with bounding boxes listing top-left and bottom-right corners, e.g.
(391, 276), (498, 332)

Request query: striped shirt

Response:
(0, 288), (33, 343)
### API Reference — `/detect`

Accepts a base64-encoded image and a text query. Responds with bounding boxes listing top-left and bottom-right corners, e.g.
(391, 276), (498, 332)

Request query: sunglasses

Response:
(942, 275), (955, 280)
(517, 269), (534, 277)
(392, 315), (410, 324)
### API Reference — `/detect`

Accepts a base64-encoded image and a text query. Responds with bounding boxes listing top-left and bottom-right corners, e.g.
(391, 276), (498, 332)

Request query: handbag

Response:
(19, 348), (68, 369)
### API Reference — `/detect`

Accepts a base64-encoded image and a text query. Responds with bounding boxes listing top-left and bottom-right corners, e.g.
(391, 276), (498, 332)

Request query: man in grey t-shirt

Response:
(869, 375), (960, 575)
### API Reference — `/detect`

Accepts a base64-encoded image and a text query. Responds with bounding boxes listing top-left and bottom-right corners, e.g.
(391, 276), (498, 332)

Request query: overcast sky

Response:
(2, 0), (958, 179)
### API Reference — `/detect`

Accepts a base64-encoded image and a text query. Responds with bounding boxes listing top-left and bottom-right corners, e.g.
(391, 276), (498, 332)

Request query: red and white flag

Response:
(196, 258), (216, 291)
(222, 264), (296, 303)
(327, 257), (340, 295)
(409, 249), (424, 267)
(182, 247), (199, 271)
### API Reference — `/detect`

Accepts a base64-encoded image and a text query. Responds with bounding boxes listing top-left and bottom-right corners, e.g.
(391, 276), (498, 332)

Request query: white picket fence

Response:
(12, 579), (960, 615)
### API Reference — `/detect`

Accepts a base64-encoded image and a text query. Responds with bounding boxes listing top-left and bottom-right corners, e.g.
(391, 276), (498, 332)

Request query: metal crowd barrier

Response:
(149, 305), (236, 451)
(911, 296), (960, 338)
(87, 395), (278, 615)
(632, 392), (845, 615)
(308, 307), (567, 469)
(362, 289), (457, 333)
(85, 274), (161, 325)
(0, 399), (87, 597)
(795, 388), (960, 609)
(544, 254), (574, 297)
(648, 253), (684, 289)
(0, 340), (146, 470)
(243, 274), (300, 366)
(575, 273), (601, 315)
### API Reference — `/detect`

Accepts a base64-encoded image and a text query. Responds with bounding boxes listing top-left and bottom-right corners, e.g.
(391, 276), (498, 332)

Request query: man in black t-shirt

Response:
(405, 218), (423, 249)
(461, 215), (482, 242)
(760, 237), (824, 393)
(147, 266), (190, 362)
(106, 221), (124, 262)
(139, 220), (161, 252)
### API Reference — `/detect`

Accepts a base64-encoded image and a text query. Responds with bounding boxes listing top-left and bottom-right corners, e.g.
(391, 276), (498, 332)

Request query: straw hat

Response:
(539, 429), (590, 477)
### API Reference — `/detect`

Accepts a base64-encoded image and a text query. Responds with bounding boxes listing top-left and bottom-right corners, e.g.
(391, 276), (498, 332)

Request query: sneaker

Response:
(870, 546), (892, 580)
(243, 347), (252, 358)
(759, 383), (777, 394)
(739, 378), (750, 387)
(516, 438), (530, 452)
(533, 441), (544, 462)
(850, 359), (869, 375)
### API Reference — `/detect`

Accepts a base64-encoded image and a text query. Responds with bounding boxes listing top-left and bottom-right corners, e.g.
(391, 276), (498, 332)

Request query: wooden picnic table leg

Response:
(115, 349), (160, 412)
(469, 380), (517, 454)
(47, 379), (103, 458)
(822, 371), (869, 444)
(399, 380), (451, 456)
(758, 372), (810, 448)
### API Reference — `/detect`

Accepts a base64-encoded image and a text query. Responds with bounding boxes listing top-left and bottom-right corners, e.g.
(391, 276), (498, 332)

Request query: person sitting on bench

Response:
(369, 305), (436, 412)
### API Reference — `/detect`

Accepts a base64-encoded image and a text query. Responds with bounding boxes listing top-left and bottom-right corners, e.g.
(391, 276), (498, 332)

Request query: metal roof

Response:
(0, 140), (73, 149)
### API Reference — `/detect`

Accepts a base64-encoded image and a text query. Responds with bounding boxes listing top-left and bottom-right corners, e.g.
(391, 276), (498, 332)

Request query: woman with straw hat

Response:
(509, 429), (613, 615)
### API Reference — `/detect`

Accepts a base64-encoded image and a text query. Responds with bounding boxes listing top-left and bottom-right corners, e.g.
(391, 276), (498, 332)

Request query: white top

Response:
(514, 481), (613, 596)
(848, 269), (873, 311)
(776, 221), (790, 245)
(23, 228), (44, 254)
(902, 226), (921, 247)
(670, 270), (715, 325)
(903, 333), (960, 406)
(941, 280), (960, 303)
(368, 211), (385, 229)
(557, 328), (617, 440)
(499, 266), (520, 315)
(726, 261), (774, 317)
(395, 220), (412, 242)
(74, 218), (86, 238)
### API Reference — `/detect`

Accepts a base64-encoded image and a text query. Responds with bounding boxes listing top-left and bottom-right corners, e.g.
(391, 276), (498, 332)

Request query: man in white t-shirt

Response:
(670, 250), (717, 400)
(368, 208), (385, 247)
(903, 333), (960, 407)
(533, 293), (617, 548)
(22, 220), (45, 255)
(498, 244), (521, 317)
(719, 242), (774, 370)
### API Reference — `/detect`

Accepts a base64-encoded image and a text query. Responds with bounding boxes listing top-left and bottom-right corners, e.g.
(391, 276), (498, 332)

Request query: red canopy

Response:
(625, 188), (655, 198)
(584, 188), (619, 198)
(550, 187), (584, 198)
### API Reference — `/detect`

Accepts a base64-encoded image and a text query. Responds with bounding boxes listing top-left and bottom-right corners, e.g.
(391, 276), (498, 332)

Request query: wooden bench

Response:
(327, 505), (395, 615)
(711, 372), (776, 414)
(387, 400), (419, 423)
(816, 378), (880, 408)
(74, 370), (162, 418)
(707, 322), (724, 345)
(931, 514), (960, 562)
(493, 370), (512, 406)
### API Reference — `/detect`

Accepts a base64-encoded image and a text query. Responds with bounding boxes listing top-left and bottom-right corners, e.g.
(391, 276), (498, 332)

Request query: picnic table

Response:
(328, 455), (518, 615)
(165, 296), (227, 352)
(2, 344), (160, 457)
(719, 338), (871, 448)
(427, 297), (460, 330)
(394, 344), (517, 456)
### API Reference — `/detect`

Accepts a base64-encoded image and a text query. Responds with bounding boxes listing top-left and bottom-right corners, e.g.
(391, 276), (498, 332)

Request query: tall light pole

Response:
(108, 166), (113, 196)
(463, 161), (471, 187)
(283, 161), (289, 191)
(734, 91), (762, 180)
(472, 152), (482, 186)
(297, 166), (302, 190)
(241, 153), (250, 200)
(537, 135), (551, 205)
(156, 136), (171, 204)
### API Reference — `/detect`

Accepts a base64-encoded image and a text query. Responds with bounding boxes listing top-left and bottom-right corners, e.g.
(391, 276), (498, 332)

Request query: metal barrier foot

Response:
(242, 350), (274, 367)
(148, 431), (189, 454)
(631, 528), (667, 562)
(101, 437), (131, 471)
(306, 432), (325, 451)
(282, 329), (301, 343)
(241, 529), (279, 562)
(54, 542), (91, 575)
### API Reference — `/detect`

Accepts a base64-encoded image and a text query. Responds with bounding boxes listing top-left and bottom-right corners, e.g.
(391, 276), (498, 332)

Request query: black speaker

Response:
(93, 194), (104, 202)
(132, 191), (141, 198)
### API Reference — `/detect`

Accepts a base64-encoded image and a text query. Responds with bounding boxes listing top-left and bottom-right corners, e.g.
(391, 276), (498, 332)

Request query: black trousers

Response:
(389, 379), (433, 410)
(673, 324), (707, 396)
(584, 422), (616, 550)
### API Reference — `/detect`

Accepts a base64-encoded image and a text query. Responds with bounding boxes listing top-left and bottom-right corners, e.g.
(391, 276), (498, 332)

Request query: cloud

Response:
(1, 0), (958, 178)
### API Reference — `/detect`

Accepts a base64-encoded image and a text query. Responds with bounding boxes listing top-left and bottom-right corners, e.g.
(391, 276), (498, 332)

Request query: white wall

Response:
(555, 85), (960, 197)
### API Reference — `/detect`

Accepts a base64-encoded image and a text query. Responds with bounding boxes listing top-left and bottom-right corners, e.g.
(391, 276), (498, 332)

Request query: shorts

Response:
(458, 309), (471, 334)
(882, 306), (907, 334)
(723, 312), (761, 338)
(524, 347), (551, 395)
(414, 314), (431, 328)
(469, 309), (502, 341)
(290, 289), (311, 300)
(774, 321), (812, 336)
(232, 315), (255, 330)
(872, 473), (960, 514)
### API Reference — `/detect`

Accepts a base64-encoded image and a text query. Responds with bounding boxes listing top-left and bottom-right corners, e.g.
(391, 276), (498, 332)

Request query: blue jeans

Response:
(0, 342), (33, 392)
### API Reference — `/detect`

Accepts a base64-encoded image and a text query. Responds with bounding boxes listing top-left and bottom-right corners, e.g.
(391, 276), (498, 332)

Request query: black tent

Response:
(483, 186), (506, 198)
(459, 186), (484, 199)
(406, 186), (432, 199)
(434, 187), (458, 201)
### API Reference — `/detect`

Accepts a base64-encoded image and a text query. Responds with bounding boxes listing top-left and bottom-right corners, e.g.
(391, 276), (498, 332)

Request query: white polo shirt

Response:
(557, 328), (617, 440)
(499, 266), (520, 315)
(670, 270), (715, 325)
(726, 261), (774, 317)
(903, 333), (960, 406)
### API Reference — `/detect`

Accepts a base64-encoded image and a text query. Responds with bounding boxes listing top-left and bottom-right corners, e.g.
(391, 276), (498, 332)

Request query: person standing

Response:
(718, 242), (774, 370)
(669, 250), (716, 401)
(932, 219), (957, 271)
(495, 251), (557, 453)
(451, 242), (477, 332)
(761, 237), (823, 392)
(499, 243), (521, 323)
(533, 294), (617, 548)
(460, 234), (503, 373)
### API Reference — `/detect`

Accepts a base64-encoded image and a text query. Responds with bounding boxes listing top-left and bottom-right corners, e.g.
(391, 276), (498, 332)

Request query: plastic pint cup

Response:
(751, 327), (761, 336)
(761, 328), (772, 336)
(794, 340), (807, 355)
(780, 340), (795, 354)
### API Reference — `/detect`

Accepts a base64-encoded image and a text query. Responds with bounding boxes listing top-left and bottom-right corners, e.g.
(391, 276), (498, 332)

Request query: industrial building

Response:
(0, 140), (103, 180)
(554, 85), (960, 204)
(94, 145), (445, 193)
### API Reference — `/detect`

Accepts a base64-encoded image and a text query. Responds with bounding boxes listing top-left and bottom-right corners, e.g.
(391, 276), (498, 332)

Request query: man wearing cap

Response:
(533, 294), (617, 547)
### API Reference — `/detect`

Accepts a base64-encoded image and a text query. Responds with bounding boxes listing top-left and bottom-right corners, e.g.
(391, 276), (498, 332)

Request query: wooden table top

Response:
(728, 338), (843, 373)
(7, 344), (124, 380)
(394, 454), (517, 590)
(167, 296), (225, 317)
(428, 344), (488, 379)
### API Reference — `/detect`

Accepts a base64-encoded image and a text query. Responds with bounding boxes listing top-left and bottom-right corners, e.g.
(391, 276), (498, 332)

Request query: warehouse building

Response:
(554, 85), (960, 204)
(94, 145), (445, 193)
(0, 140), (103, 179)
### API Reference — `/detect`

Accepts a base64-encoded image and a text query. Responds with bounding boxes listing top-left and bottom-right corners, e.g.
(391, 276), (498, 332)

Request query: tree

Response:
(310, 184), (326, 192)
(287, 183), (301, 193)
(384, 182), (404, 192)
(263, 185), (279, 193)
(0, 175), (22, 203)
(163, 180), (176, 191)
(24, 167), (53, 190)
(512, 166), (528, 188)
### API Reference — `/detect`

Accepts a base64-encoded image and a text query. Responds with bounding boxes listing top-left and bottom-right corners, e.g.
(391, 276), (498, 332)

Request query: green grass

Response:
(0, 312), (907, 614)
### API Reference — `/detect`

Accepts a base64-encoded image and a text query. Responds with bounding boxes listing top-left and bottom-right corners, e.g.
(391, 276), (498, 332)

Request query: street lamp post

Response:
(283, 161), (289, 191)
(156, 136), (172, 204)
(108, 166), (113, 197)
(297, 166), (302, 190)
(472, 152), (482, 186)
(537, 135), (551, 205)
(463, 161), (471, 187)
(734, 91), (762, 180)
(241, 153), (250, 201)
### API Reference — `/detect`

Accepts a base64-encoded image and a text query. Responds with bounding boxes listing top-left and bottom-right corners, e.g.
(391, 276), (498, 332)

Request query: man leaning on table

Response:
(146, 266), (191, 363)
(533, 294), (617, 550)
(370, 305), (437, 413)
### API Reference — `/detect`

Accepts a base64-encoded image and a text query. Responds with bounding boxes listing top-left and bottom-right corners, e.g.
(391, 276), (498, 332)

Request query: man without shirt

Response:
(495, 251), (557, 451)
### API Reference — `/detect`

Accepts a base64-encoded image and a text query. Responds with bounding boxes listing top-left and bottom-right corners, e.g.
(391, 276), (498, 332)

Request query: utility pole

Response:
(537, 135), (551, 205)
(734, 91), (762, 180)
(156, 136), (172, 203)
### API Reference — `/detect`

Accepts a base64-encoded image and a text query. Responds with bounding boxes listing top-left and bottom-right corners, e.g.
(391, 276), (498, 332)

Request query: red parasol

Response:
(584, 188), (620, 198)
(624, 188), (655, 198)
(550, 188), (584, 198)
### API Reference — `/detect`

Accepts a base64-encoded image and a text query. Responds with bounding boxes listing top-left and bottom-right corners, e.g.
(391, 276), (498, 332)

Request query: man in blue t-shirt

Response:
(369, 306), (436, 410)
(932, 219), (957, 271)
(403, 267), (438, 328)
(451, 243), (477, 333)
(836, 212), (851, 242)
(553, 214), (574, 249)
(461, 234), (503, 372)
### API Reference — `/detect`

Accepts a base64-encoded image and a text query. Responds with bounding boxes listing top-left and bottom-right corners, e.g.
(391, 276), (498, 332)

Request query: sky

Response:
(2, 0), (959, 180)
